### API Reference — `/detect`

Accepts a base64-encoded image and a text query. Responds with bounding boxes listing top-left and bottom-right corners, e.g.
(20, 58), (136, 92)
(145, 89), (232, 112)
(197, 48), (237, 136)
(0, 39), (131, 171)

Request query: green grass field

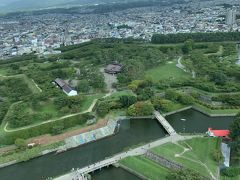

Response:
(120, 156), (170, 180)
(109, 90), (135, 99)
(38, 101), (59, 117)
(145, 61), (191, 82)
(80, 94), (104, 112)
(151, 137), (219, 178)
(0, 69), (8, 76)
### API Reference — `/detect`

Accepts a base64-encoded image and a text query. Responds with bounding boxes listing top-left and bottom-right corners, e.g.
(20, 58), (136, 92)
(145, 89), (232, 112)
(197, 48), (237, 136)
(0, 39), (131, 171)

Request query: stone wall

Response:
(145, 151), (212, 180)
(145, 151), (183, 170)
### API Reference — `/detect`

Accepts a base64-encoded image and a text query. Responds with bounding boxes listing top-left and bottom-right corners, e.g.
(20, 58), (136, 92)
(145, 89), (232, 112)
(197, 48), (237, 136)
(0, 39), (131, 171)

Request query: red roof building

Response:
(207, 128), (230, 137)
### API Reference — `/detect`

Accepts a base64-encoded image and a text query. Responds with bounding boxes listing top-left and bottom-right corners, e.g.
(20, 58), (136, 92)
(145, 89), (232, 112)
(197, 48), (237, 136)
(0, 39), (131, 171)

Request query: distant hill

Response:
(0, 0), (148, 13)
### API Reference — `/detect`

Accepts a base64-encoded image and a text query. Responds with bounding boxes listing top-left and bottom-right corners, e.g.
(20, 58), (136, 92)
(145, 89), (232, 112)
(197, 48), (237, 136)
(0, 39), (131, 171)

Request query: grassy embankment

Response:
(0, 141), (64, 165)
(151, 137), (219, 178)
(120, 138), (220, 179)
(120, 156), (170, 180)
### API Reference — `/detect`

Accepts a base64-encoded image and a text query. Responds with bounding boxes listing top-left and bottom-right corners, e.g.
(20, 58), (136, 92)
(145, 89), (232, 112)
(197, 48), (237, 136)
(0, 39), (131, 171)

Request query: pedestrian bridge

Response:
(154, 111), (177, 136)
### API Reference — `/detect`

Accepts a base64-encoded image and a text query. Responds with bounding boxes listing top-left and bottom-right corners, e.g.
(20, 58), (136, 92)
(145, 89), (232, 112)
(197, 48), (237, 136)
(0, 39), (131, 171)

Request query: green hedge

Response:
(152, 32), (240, 44)
(0, 113), (94, 145)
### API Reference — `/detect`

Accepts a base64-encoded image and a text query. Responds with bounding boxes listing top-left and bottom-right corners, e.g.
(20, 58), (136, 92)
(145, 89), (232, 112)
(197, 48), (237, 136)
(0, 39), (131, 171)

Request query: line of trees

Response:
(151, 32), (240, 44)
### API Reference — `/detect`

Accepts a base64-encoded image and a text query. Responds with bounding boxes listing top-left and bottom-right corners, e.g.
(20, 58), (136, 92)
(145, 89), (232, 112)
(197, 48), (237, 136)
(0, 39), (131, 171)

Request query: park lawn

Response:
(0, 68), (8, 76)
(38, 101), (59, 118)
(150, 143), (208, 174)
(193, 104), (239, 115)
(180, 137), (219, 175)
(120, 156), (170, 180)
(80, 94), (104, 112)
(110, 90), (135, 99)
(145, 61), (191, 82)
(151, 138), (220, 177)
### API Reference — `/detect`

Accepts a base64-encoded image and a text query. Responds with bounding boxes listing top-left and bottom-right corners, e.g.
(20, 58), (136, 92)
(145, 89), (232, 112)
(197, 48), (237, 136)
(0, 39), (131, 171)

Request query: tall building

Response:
(226, 9), (236, 26)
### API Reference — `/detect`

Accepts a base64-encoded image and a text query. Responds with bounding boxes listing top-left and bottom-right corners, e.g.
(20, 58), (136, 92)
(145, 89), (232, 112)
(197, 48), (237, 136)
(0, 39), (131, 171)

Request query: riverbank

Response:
(0, 119), (118, 169)
(0, 141), (64, 169)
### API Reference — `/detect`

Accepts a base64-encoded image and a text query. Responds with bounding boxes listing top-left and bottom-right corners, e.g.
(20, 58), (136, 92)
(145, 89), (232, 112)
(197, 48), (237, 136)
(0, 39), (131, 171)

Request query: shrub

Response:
(127, 101), (154, 116)
(221, 167), (240, 177)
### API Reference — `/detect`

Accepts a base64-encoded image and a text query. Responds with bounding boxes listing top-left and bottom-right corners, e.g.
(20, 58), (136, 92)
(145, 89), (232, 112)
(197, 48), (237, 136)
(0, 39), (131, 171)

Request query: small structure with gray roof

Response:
(104, 63), (123, 74)
(53, 78), (77, 96)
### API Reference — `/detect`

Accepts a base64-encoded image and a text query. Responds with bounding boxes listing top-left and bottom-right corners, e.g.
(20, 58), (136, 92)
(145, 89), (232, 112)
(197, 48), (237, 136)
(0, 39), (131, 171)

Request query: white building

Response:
(54, 78), (78, 97)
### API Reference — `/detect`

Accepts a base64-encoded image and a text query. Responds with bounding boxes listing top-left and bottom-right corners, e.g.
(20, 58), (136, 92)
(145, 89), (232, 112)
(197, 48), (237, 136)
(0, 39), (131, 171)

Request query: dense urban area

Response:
(0, 0), (240, 58)
(0, 0), (240, 180)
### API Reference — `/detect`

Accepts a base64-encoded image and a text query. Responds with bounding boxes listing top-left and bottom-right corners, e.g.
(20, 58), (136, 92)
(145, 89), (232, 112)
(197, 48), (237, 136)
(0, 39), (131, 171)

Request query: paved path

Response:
(176, 57), (186, 72)
(54, 135), (198, 180)
(154, 111), (177, 135)
(176, 57), (195, 78)
(100, 67), (117, 94)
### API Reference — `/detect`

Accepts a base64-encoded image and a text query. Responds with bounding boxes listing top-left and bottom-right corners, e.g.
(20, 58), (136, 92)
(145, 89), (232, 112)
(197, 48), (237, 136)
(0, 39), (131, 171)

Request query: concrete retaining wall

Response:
(0, 160), (17, 168)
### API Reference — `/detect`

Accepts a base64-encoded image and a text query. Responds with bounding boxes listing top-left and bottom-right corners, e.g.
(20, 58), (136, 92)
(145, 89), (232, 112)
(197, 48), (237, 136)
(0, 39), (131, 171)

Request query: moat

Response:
(0, 109), (234, 180)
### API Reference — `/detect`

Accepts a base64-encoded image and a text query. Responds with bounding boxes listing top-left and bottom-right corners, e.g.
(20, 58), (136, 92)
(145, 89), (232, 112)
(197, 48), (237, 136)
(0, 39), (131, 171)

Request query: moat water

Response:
(0, 109), (235, 180)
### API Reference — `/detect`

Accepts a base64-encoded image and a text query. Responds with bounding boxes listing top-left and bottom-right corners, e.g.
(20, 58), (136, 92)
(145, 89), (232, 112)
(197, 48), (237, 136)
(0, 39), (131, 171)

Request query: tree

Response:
(229, 114), (240, 157)
(127, 101), (154, 116)
(212, 149), (223, 163)
(182, 39), (194, 54)
(165, 90), (179, 102)
(152, 97), (173, 112)
(210, 71), (227, 85)
(178, 94), (194, 105)
(76, 80), (90, 93)
(119, 95), (137, 107)
(221, 167), (240, 177)
(137, 87), (154, 101)
(167, 169), (204, 180)
(97, 101), (110, 117)
(15, 138), (27, 150)
(51, 124), (64, 135)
